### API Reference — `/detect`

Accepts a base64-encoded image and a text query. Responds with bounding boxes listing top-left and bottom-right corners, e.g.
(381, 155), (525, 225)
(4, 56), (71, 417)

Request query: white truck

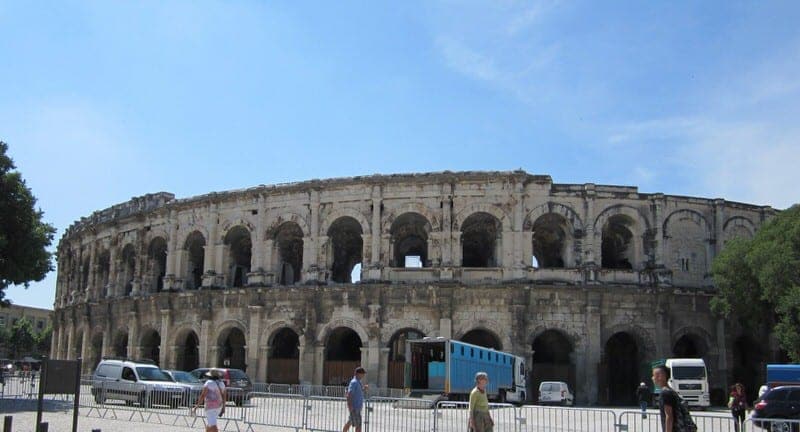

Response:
(665, 358), (710, 408)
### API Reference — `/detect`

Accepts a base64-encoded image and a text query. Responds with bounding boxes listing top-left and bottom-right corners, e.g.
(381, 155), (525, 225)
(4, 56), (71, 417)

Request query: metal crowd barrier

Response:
(618, 410), (739, 432)
(433, 400), (519, 432)
(521, 404), (618, 431)
(243, 392), (307, 431)
(365, 397), (434, 432)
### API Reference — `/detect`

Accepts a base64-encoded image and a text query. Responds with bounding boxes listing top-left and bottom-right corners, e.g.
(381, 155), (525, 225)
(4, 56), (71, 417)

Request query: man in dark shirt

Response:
(653, 365), (678, 432)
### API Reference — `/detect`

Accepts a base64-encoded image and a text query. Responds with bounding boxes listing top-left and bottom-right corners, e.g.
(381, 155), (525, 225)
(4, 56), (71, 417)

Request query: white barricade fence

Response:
(745, 416), (800, 432)
(521, 404), (617, 432)
(243, 392), (307, 431)
(618, 410), (740, 432)
(433, 400), (519, 432)
(305, 395), (351, 432)
(364, 397), (435, 432)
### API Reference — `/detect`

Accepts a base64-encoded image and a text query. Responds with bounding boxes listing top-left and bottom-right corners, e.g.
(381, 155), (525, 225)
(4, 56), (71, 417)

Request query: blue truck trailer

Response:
(766, 364), (800, 388)
(405, 337), (527, 403)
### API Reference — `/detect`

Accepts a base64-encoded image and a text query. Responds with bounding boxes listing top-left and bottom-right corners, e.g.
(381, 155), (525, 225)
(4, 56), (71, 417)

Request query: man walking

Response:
(343, 367), (367, 432)
(653, 365), (678, 432)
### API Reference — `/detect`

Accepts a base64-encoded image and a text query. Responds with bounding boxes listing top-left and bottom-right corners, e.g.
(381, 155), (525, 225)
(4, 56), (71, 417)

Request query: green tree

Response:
(0, 141), (55, 304)
(35, 323), (53, 356)
(711, 205), (800, 361)
(7, 317), (36, 359)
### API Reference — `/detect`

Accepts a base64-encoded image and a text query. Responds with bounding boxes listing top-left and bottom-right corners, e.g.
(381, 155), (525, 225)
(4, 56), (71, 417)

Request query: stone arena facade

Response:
(51, 171), (775, 405)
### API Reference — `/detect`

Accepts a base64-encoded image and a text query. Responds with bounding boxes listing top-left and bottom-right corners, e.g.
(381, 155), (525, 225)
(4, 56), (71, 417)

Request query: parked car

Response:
(164, 370), (204, 406)
(190, 368), (252, 406)
(91, 358), (184, 408)
(752, 385), (800, 431)
(538, 381), (574, 406)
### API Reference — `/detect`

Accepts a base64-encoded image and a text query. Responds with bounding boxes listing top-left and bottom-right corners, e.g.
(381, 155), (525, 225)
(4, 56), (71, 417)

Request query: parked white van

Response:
(538, 381), (574, 406)
(91, 358), (185, 408)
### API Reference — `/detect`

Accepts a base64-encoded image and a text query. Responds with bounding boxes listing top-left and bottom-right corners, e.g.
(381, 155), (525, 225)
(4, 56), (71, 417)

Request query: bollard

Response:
(3, 416), (11, 432)
(38, 422), (48, 432)
(92, 429), (101, 432)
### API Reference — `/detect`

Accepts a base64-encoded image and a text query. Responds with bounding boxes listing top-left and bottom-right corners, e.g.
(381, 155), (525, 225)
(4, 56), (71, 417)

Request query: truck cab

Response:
(666, 358), (710, 408)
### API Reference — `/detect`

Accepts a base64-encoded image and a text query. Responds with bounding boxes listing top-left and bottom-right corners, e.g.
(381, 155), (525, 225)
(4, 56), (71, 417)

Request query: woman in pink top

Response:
(193, 369), (227, 432)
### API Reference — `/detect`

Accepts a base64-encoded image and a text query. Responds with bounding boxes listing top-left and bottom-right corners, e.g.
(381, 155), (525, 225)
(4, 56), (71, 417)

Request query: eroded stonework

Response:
(52, 171), (774, 404)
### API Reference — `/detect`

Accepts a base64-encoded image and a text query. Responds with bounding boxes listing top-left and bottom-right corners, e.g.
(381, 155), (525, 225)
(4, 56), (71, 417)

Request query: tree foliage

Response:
(0, 142), (55, 304)
(711, 205), (800, 361)
(0, 317), (51, 359)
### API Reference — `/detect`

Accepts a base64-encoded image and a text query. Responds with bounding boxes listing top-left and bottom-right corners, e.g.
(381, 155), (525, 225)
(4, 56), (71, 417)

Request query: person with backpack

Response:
(653, 364), (697, 432)
(728, 383), (748, 432)
(193, 369), (227, 432)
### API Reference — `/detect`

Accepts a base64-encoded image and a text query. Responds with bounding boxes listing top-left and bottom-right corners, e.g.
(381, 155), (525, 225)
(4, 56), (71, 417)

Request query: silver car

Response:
(164, 370), (204, 406)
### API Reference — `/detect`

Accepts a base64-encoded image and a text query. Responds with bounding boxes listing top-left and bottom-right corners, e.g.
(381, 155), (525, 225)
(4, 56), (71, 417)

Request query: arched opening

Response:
(461, 212), (501, 268)
(324, 327), (362, 385)
(732, 335), (765, 402)
(531, 214), (568, 268)
(147, 237), (168, 293)
(184, 231), (206, 290)
(460, 329), (502, 350)
(390, 213), (430, 268)
(273, 223), (304, 285)
(176, 330), (200, 371)
(602, 332), (642, 405)
(388, 329), (424, 388)
(601, 215), (635, 269)
(97, 251), (110, 297)
(531, 330), (575, 403)
(218, 327), (247, 371)
(328, 217), (363, 283)
(90, 333), (103, 371)
(121, 244), (136, 296)
(224, 226), (252, 288)
(268, 328), (300, 384)
(113, 331), (129, 358)
(140, 329), (161, 366)
(673, 334), (707, 358)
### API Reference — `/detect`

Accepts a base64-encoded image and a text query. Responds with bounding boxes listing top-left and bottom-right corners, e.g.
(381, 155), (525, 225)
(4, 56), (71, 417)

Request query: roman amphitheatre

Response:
(51, 170), (774, 405)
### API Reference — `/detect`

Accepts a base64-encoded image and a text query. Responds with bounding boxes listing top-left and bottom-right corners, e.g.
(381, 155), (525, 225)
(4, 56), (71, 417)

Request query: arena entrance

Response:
(218, 327), (247, 371)
(531, 330), (575, 403)
(140, 330), (161, 366)
(388, 329), (424, 388)
(601, 332), (643, 406)
(113, 331), (128, 358)
(324, 327), (362, 385)
(673, 334), (707, 358)
(268, 328), (300, 384)
(460, 329), (502, 350)
(732, 335), (765, 401)
(176, 330), (200, 371)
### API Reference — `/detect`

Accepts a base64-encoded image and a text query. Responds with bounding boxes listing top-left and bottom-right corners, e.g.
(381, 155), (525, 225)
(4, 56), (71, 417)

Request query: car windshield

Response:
(171, 371), (201, 384)
(671, 366), (706, 380)
(136, 367), (172, 381)
(229, 370), (249, 380)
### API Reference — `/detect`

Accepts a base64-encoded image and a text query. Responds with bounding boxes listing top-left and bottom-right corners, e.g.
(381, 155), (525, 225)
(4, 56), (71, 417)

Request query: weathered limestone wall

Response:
(51, 171), (774, 405)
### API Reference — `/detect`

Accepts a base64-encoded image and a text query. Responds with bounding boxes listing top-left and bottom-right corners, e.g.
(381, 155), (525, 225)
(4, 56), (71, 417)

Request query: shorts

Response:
(348, 409), (362, 428)
(205, 407), (222, 426)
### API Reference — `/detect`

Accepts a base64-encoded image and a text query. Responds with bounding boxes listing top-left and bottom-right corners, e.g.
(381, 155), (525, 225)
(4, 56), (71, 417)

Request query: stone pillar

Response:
(107, 241), (118, 298)
(66, 321), (76, 360)
(713, 199), (726, 258)
(86, 240), (97, 301)
(303, 190), (321, 281)
(200, 319), (211, 366)
(127, 311), (139, 358)
(313, 343), (325, 385)
(102, 324), (112, 358)
(582, 291), (602, 405)
(80, 326), (91, 371)
(441, 183), (454, 267)
(258, 346), (269, 383)
(379, 347), (390, 388)
(247, 306), (262, 379)
(439, 318), (452, 339)
(367, 186), (382, 280)
(51, 325), (60, 359)
(263, 239), (274, 282)
(298, 338), (312, 385)
(164, 211), (180, 289)
(204, 204), (219, 284)
(652, 194), (665, 267)
(159, 309), (171, 368)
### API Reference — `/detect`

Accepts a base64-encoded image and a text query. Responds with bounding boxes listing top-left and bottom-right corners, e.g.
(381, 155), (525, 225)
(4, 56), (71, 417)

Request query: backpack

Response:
(664, 388), (698, 432)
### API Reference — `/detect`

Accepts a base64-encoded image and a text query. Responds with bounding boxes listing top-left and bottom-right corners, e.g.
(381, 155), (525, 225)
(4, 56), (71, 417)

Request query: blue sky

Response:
(2, 1), (799, 309)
